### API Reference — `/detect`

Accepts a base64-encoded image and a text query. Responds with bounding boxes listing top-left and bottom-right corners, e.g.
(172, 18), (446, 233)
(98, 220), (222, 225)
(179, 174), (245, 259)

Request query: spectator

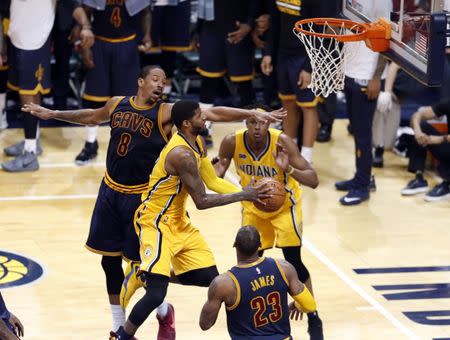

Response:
(400, 97), (450, 202)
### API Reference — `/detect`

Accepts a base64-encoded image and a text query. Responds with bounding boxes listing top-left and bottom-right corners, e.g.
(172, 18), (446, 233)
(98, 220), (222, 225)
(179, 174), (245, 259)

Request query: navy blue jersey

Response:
(105, 96), (169, 193)
(92, 1), (141, 39)
(226, 257), (292, 340)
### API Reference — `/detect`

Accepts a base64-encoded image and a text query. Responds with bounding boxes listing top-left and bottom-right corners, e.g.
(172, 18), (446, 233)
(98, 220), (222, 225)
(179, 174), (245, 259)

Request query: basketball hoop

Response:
(293, 18), (391, 97)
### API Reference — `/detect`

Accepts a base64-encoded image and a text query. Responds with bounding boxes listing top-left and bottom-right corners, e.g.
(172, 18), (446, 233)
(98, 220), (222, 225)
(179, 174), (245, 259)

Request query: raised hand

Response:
(273, 142), (289, 171)
(22, 103), (54, 120)
(252, 107), (287, 124)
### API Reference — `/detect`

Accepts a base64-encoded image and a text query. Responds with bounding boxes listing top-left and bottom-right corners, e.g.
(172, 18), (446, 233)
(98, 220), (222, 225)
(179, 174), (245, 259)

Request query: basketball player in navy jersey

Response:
(200, 225), (316, 339)
(23, 66), (285, 339)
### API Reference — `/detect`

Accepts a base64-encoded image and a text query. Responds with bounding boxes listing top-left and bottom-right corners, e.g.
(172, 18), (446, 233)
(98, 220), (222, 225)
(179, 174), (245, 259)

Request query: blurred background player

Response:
(199, 225), (317, 340)
(214, 105), (323, 340)
(261, 0), (327, 164)
(113, 100), (271, 339)
(75, 0), (151, 165)
(0, 7), (8, 132)
(150, 0), (192, 98)
(0, 292), (24, 340)
(196, 0), (258, 147)
(1, 0), (93, 172)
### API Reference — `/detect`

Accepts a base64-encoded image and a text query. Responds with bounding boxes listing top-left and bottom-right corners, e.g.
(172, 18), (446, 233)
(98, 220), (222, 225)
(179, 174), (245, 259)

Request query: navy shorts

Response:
(83, 37), (139, 103)
(277, 54), (318, 107)
(86, 180), (141, 262)
(0, 65), (7, 93)
(197, 28), (254, 82)
(7, 38), (51, 95)
(151, 0), (191, 51)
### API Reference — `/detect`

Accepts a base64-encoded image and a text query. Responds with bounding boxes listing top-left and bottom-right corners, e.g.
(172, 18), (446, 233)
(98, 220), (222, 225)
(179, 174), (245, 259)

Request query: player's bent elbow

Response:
(199, 318), (212, 331)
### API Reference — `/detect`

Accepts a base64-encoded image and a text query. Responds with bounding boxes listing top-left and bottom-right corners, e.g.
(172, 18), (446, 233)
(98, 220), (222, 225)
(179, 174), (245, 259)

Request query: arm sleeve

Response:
(199, 157), (241, 194)
(292, 287), (316, 313)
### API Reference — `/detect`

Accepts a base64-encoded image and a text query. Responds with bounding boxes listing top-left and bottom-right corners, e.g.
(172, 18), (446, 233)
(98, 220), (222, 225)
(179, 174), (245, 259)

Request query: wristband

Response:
(286, 165), (295, 176)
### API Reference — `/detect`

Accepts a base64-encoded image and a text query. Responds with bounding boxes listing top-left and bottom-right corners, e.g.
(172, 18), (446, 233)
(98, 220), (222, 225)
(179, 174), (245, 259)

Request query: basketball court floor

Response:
(0, 121), (449, 339)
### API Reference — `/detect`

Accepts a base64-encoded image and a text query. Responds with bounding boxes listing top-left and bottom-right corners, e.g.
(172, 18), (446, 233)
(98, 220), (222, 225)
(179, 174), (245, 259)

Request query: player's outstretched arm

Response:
(203, 106), (286, 124)
(22, 96), (123, 126)
(276, 134), (319, 188)
(167, 147), (271, 209)
(199, 156), (241, 194)
(199, 274), (234, 331)
(277, 259), (316, 320)
(213, 133), (236, 178)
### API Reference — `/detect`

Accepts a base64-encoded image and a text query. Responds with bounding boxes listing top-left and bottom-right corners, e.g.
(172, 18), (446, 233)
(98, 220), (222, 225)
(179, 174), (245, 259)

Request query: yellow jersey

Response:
(140, 132), (205, 218)
(233, 128), (302, 217)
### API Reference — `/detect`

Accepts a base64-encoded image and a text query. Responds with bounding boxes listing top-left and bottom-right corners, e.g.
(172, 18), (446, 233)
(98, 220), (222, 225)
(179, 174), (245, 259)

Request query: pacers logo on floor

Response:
(0, 251), (44, 288)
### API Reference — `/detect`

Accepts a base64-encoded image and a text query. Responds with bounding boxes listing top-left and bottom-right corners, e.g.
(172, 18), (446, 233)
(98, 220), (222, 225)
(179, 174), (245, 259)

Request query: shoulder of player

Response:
(274, 258), (295, 277)
(210, 273), (235, 296)
(105, 96), (125, 114)
(168, 146), (196, 166)
(221, 133), (237, 150)
(277, 132), (291, 145)
(160, 102), (174, 122)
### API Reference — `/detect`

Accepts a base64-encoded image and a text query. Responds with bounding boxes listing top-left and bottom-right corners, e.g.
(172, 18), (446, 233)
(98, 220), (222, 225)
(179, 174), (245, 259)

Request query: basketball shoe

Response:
(157, 303), (176, 340)
(75, 140), (98, 165)
(307, 312), (324, 340)
(109, 328), (138, 340)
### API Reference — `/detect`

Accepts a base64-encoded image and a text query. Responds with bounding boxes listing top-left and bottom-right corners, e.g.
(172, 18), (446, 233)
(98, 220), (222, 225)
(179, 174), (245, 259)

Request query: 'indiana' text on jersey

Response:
(226, 257), (292, 340)
(105, 96), (169, 192)
(233, 128), (302, 217)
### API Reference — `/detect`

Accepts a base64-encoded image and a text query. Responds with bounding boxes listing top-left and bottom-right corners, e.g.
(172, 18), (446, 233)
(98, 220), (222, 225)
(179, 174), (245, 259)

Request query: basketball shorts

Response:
(197, 28), (254, 82)
(277, 54), (318, 107)
(242, 202), (303, 250)
(135, 212), (216, 277)
(85, 180), (142, 262)
(0, 65), (8, 93)
(7, 37), (51, 95)
(151, 0), (192, 51)
(83, 37), (139, 103)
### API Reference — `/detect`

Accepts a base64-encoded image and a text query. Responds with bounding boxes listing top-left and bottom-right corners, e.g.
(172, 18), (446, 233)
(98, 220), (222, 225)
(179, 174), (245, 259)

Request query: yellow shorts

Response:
(135, 212), (216, 277)
(242, 202), (303, 250)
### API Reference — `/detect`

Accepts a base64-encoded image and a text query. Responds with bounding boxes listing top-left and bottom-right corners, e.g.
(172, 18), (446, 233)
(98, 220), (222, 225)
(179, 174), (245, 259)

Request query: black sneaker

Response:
(335, 176), (376, 192)
(307, 313), (324, 340)
(424, 182), (450, 202)
(316, 124), (332, 142)
(339, 187), (370, 206)
(75, 141), (98, 166)
(373, 146), (384, 168)
(401, 177), (428, 196)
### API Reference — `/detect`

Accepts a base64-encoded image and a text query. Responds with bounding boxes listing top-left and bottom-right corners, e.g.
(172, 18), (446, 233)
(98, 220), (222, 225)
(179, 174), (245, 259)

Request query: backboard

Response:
(342, 0), (450, 86)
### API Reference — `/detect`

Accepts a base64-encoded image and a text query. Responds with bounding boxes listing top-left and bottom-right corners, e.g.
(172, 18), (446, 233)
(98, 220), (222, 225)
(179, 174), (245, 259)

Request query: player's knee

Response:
(176, 266), (219, 287)
(128, 274), (169, 327)
(282, 246), (310, 283)
(101, 256), (124, 294)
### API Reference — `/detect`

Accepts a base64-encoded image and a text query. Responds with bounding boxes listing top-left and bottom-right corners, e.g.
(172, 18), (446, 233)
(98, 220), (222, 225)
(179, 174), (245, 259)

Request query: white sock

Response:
(24, 139), (37, 153)
(163, 85), (172, 94)
(157, 301), (169, 318)
(86, 125), (98, 143)
(36, 124), (40, 139)
(301, 146), (313, 164)
(0, 93), (6, 129)
(110, 304), (126, 332)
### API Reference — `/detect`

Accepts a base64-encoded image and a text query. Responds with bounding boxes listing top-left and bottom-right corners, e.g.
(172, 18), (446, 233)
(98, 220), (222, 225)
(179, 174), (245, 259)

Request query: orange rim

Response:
(294, 18), (369, 42)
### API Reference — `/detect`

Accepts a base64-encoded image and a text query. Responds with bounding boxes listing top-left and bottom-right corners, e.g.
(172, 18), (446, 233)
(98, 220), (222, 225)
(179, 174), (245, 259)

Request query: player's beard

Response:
(193, 125), (207, 136)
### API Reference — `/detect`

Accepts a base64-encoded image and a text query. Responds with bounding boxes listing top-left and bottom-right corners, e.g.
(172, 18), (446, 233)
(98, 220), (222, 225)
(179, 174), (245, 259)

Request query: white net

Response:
(294, 21), (361, 97)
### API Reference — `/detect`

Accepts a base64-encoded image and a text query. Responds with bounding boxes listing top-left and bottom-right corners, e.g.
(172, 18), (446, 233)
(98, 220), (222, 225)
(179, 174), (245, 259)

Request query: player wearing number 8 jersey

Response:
(200, 226), (316, 339)
(23, 66), (286, 338)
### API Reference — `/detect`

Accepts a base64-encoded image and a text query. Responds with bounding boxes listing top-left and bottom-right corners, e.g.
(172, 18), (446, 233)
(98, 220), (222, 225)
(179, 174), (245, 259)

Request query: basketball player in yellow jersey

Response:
(114, 100), (272, 339)
(214, 105), (325, 340)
